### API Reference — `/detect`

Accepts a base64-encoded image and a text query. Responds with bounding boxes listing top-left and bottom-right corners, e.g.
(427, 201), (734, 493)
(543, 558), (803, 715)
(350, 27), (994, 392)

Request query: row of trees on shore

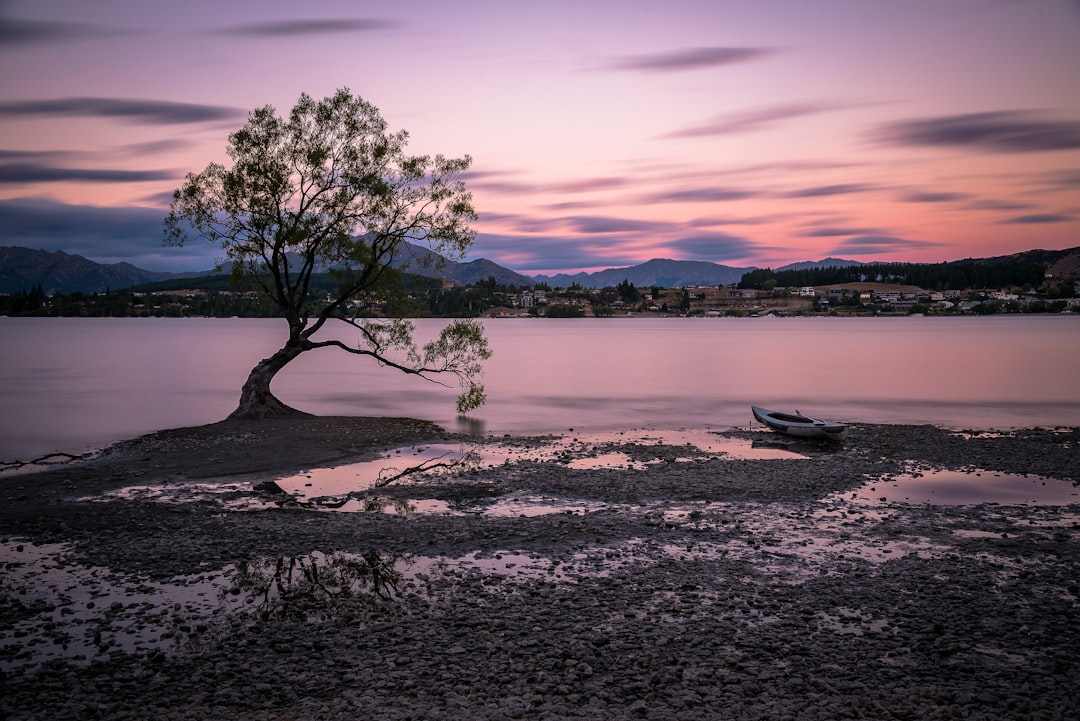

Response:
(737, 258), (1053, 292)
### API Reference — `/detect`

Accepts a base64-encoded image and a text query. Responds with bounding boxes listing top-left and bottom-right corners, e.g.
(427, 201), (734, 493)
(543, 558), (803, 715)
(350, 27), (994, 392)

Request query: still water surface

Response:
(1, 315), (1078, 459)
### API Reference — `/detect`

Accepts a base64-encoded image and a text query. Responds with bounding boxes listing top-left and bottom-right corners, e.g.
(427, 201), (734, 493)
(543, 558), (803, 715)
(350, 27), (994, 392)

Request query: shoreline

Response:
(2, 417), (1078, 720)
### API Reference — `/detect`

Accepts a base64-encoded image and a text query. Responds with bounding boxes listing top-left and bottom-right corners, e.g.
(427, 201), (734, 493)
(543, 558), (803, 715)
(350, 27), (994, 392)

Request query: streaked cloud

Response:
(218, 18), (397, 37)
(800, 226), (883, 237)
(0, 97), (245, 125)
(664, 232), (758, 261)
(901, 191), (969, 203)
(829, 235), (944, 256)
(608, 46), (775, 72)
(1039, 169), (1080, 189)
(473, 232), (643, 272)
(566, 216), (664, 234)
(665, 102), (844, 139)
(648, 187), (758, 203)
(962, 198), (1034, 211)
(1000, 213), (1074, 224)
(0, 12), (114, 47)
(689, 214), (780, 227)
(784, 183), (878, 198)
(548, 177), (629, 193)
(876, 111), (1080, 153)
(0, 197), (217, 271)
(0, 163), (173, 184)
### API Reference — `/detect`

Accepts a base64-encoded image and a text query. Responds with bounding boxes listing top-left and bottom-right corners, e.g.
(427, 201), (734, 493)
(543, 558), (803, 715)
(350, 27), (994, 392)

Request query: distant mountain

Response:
(532, 258), (753, 289)
(0, 243), (536, 295)
(775, 257), (863, 272)
(5, 243), (1075, 296)
(393, 243), (534, 287)
(0, 246), (197, 295)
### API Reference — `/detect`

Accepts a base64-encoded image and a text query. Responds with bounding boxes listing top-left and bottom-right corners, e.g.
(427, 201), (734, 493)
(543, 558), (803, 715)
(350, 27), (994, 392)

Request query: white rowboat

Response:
(751, 406), (848, 441)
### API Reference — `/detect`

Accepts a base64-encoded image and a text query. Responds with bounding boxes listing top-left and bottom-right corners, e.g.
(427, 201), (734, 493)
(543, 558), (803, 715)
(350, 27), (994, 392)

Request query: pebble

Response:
(2, 423), (1078, 720)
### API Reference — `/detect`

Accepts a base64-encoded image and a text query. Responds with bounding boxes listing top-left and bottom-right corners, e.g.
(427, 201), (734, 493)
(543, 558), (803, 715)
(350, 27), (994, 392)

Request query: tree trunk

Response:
(228, 342), (311, 420)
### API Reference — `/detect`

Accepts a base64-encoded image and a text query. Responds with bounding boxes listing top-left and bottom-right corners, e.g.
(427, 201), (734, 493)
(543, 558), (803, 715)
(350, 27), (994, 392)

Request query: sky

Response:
(1, 0), (1078, 275)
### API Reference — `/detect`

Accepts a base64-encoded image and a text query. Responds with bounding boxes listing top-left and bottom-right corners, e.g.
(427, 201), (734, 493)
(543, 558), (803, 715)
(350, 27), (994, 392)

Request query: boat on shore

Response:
(751, 406), (848, 441)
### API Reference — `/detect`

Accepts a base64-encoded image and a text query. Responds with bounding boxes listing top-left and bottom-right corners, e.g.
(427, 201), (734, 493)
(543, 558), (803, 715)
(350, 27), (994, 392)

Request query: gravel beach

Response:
(1, 417), (1078, 720)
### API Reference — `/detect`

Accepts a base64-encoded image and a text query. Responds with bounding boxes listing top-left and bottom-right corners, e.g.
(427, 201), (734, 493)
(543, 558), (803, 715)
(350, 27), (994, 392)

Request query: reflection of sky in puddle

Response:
(0, 539), (229, 671)
(847, 467), (1079, 506)
(272, 429), (808, 507)
(87, 429), (810, 513)
(276, 444), (488, 497)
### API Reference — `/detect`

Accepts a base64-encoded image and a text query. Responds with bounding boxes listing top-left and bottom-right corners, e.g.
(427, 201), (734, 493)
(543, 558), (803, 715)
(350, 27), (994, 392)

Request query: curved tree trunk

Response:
(228, 341), (311, 420)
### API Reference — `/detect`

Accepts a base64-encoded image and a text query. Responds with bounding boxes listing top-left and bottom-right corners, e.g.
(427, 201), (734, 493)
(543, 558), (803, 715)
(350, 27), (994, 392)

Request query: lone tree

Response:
(165, 89), (490, 419)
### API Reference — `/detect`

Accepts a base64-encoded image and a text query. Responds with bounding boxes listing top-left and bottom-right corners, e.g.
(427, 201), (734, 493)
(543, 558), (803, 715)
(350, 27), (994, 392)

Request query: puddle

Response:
(660, 502), (953, 575)
(275, 444), (498, 499)
(85, 428), (813, 513)
(564, 452), (652, 470)
(849, 467), (1079, 506)
(0, 539), (230, 671)
(266, 429), (809, 508)
(0, 543), (418, 671)
(0, 541), (637, 671)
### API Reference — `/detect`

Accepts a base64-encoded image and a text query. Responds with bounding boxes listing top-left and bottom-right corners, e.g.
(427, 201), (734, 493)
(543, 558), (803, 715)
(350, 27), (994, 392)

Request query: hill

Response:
(393, 243), (534, 287)
(775, 257), (863, 272)
(4, 243), (1077, 297)
(0, 247), (196, 295)
(0, 243), (535, 295)
(533, 258), (754, 289)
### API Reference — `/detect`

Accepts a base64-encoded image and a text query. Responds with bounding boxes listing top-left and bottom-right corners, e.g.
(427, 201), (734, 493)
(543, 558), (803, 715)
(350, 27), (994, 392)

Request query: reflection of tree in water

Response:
(228, 551), (406, 621)
(307, 444), (485, 511)
(372, 445), (484, 488)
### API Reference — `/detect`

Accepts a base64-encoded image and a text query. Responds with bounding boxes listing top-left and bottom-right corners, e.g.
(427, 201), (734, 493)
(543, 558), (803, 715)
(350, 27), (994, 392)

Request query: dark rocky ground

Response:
(1, 418), (1078, 720)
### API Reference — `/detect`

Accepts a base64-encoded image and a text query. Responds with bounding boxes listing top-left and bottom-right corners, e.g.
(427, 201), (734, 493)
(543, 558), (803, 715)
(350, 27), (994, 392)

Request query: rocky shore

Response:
(1, 418), (1078, 720)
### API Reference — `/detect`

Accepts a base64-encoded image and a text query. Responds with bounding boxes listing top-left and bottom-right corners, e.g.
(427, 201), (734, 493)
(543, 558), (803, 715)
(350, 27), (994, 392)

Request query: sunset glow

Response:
(1, 0), (1078, 274)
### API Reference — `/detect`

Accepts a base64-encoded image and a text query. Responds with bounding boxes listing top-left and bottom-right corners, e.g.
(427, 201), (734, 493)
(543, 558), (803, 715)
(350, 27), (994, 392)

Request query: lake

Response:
(1, 315), (1078, 460)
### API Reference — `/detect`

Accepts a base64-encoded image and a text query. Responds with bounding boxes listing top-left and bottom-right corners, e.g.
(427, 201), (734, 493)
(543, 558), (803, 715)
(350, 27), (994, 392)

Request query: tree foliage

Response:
(165, 89), (490, 418)
(738, 259), (1048, 291)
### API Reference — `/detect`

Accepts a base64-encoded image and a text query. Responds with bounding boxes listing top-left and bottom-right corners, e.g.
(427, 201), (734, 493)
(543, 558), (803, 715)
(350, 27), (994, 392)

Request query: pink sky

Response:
(1, 0), (1078, 274)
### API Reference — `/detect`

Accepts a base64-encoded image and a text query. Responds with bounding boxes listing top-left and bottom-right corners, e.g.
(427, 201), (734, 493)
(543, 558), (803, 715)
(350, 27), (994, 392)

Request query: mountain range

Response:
(2, 244), (1077, 296)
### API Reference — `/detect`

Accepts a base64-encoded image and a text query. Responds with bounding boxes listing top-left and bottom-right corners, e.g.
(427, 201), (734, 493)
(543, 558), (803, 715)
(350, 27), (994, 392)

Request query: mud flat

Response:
(1, 419), (1078, 720)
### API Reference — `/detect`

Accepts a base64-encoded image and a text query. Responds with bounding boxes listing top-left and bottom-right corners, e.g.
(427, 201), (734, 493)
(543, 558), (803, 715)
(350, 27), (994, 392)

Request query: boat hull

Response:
(751, 406), (848, 441)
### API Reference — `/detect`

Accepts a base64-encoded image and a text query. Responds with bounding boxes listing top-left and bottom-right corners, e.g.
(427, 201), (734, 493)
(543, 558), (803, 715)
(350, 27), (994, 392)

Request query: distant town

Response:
(3, 244), (1078, 318)
(3, 274), (1077, 318)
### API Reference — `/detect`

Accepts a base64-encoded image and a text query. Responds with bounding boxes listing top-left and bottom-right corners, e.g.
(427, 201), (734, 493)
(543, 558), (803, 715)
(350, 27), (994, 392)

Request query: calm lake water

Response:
(1, 315), (1078, 460)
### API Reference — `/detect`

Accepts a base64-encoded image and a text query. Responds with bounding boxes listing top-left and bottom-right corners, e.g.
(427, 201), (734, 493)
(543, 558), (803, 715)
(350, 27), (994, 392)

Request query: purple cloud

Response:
(608, 46), (774, 72)
(0, 198), (217, 271)
(472, 232), (641, 272)
(829, 235), (943, 256)
(0, 164), (173, 184)
(567, 216), (664, 234)
(0, 97), (245, 125)
(664, 233), (757, 260)
(801, 226), (882, 237)
(901, 191), (969, 203)
(964, 198), (1034, 211)
(785, 183), (878, 198)
(1000, 213), (1074, 224)
(1040, 169), (1080, 189)
(649, 187), (758, 203)
(219, 19), (397, 37)
(876, 111), (1080, 153)
(0, 13), (113, 47)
